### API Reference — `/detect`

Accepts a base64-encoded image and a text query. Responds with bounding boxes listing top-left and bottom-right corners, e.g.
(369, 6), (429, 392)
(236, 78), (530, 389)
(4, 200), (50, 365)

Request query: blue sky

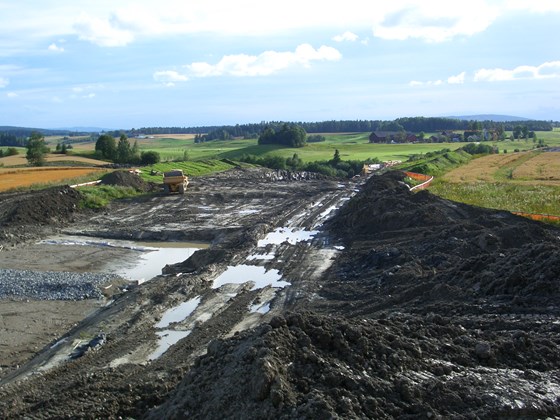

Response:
(1, 0), (559, 129)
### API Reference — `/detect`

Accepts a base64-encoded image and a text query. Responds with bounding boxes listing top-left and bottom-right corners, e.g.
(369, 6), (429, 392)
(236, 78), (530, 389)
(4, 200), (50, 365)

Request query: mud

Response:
(0, 169), (559, 418)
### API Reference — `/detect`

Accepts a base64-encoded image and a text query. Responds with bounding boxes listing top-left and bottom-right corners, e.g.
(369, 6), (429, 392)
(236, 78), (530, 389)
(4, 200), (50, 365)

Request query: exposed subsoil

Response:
(0, 168), (559, 419)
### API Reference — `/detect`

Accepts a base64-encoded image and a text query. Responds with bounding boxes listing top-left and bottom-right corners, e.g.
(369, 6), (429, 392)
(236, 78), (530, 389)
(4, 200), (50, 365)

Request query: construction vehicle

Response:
(163, 169), (189, 194)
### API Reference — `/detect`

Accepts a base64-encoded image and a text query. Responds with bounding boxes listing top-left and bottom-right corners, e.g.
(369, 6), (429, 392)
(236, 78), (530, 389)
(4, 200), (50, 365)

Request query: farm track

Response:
(0, 168), (559, 418)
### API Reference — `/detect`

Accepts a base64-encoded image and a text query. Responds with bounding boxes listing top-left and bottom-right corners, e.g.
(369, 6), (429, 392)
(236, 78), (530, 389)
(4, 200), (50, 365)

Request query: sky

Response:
(0, 0), (559, 129)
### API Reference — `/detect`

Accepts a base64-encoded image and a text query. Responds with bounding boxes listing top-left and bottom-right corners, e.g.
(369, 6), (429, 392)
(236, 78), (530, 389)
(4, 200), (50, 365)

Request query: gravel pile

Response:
(0, 268), (119, 300)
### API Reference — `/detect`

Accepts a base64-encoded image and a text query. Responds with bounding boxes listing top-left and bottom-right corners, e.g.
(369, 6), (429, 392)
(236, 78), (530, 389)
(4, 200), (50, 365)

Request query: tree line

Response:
(127, 117), (553, 140)
(95, 134), (160, 165)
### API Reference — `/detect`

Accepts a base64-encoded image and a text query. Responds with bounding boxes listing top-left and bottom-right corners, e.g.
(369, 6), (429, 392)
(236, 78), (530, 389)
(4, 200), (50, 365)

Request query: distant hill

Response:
(54, 127), (112, 133)
(446, 114), (530, 122)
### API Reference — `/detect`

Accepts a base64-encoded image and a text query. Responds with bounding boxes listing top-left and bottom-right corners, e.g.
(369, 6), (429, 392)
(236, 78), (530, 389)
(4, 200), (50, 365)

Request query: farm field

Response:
(430, 150), (560, 217)
(0, 167), (107, 192)
(53, 130), (559, 164)
(0, 152), (107, 167)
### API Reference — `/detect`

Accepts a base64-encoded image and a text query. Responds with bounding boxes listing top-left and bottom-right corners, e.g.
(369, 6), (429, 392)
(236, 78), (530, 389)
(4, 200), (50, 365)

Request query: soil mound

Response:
(100, 170), (152, 191)
(323, 171), (560, 314)
(149, 311), (560, 419)
(0, 185), (82, 228)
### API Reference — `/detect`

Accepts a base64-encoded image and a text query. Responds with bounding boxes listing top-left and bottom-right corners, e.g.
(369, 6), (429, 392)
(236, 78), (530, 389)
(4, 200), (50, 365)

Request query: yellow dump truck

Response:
(163, 169), (189, 194)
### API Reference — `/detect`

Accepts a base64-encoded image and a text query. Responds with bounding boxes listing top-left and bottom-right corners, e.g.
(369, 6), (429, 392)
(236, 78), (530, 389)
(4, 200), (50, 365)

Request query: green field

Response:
(70, 130), (559, 164)
(36, 129), (560, 166)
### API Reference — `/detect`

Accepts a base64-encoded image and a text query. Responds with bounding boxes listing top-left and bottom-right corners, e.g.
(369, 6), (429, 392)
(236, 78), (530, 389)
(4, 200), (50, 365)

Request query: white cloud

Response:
(474, 61), (560, 82)
(447, 71), (466, 84)
(7, 92), (17, 98)
(409, 78), (444, 86)
(187, 44), (342, 78)
(333, 31), (359, 42)
(48, 43), (64, 52)
(0, 77), (8, 88)
(371, 1), (500, 42)
(74, 13), (134, 47)
(153, 70), (189, 83)
(2, 1), (559, 51)
(507, 0), (560, 13)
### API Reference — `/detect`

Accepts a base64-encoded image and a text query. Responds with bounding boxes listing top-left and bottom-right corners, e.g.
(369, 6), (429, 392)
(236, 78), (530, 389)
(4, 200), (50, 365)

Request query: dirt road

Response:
(0, 168), (559, 418)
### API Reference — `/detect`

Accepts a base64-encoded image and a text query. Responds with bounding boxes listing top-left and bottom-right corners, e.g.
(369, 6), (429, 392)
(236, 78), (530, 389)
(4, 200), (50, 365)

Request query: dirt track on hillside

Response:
(0, 168), (559, 418)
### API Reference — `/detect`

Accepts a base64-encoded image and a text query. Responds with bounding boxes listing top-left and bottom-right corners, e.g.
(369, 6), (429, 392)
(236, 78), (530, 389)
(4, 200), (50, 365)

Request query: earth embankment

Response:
(0, 169), (558, 418)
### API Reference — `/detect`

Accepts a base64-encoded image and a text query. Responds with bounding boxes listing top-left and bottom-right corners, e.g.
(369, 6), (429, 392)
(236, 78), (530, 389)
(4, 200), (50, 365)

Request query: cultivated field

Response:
(431, 150), (560, 217)
(0, 153), (107, 167)
(440, 150), (560, 185)
(0, 167), (107, 192)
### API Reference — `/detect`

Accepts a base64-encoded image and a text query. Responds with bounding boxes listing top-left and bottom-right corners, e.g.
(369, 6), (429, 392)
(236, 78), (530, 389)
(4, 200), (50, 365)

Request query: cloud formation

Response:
(474, 61), (560, 82)
(153, 70), (189, 86)
(187, 44), (342, 78)
(74, 13), (134, 47)
(447, 72), (466, 84)
(333, 31), (359, 42)
(371, 1), (499, 42)
(0, 77), (9, 88)
(48, 43), (65, 52)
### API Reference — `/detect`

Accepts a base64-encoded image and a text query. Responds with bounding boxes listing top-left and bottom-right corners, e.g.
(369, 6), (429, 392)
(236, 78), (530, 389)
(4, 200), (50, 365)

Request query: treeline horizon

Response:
(1, 116), (556, 147)
(127, 117), (554, 138)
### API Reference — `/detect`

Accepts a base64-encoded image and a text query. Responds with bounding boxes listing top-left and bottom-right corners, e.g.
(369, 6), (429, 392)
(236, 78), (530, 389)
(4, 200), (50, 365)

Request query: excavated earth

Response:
(0, 168), (559, 419)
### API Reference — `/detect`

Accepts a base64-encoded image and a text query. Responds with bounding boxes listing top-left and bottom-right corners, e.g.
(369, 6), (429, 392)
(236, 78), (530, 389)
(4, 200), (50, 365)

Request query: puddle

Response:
(156, 296), (201, 328)
(40, 236), (206, 283)
(212, 265), (289, 290)
(320, 205), (338, 218)
(250, 302), (271, 314)
(149, 330), (192, 360)
(257, 228), (318, 247)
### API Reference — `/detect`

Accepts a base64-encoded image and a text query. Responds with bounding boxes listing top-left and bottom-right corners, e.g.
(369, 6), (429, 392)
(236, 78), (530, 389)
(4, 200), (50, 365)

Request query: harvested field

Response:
(0, 153), (107, 167)
(0, 167), (107, 191)
(513, 151), (560, 181)
(442, 151), (560, 185)
(0, 169), (559, 418)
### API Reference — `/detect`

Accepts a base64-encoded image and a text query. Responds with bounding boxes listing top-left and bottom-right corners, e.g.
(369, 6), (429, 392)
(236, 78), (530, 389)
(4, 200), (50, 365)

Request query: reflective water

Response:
(257, 227), (318, 247)
(212, 265), (289, 290)
(149, 330), (192, 360)
(156, 296), (201, 328)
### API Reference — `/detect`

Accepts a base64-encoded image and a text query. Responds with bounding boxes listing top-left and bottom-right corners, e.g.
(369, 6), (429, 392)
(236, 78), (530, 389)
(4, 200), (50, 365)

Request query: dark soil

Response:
(0, 169), (559, 419)
(0, 186), (82, 246)
(150, 171), (560, 419)
(100, 170), (156, 192)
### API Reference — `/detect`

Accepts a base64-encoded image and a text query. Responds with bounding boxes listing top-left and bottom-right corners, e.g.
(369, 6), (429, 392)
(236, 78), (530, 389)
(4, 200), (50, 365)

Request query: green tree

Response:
(140, 150), (161, 165)
(330, 149), (341, 166)
(116, 134), (131, 163)
(95, 134), (117, 160)
(131, 140), (140, 162)
(26, 132), (49, 166)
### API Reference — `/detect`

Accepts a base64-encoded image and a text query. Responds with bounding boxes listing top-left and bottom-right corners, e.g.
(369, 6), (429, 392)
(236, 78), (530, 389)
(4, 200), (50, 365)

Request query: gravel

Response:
(0, 268), (120, 300)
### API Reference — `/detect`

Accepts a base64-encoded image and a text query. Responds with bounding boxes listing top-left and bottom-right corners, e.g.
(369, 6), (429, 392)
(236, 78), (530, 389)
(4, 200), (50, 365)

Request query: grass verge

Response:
(78, 185), (143, 209)
(429, 179), (560, 221)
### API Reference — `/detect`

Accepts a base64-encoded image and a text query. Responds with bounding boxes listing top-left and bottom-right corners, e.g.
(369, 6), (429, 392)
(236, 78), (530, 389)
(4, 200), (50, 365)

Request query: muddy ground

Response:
(0, 168), (559, 418)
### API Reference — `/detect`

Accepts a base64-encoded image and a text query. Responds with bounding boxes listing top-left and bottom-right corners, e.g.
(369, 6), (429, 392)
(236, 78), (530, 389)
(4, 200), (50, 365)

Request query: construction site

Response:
(0, 167), (559, 418)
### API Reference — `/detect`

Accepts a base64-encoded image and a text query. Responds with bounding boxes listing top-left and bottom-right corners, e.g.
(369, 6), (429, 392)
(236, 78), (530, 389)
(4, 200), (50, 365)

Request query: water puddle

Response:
(257, 227), (318, 247)
(149, 330), (192, 360)
(212, 265), (289, 290)
(40, 235), (206, 283)
(156, 296), (201, 328)
(250, 302), (271, 314)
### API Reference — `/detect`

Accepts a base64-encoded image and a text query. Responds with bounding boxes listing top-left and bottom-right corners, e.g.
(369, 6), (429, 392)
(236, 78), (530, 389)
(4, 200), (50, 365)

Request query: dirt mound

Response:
(149, 311), (560, 419)
(323, 171), (560, 315)
(100, 170), (153, 191)
(0, 185), (82, 228)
